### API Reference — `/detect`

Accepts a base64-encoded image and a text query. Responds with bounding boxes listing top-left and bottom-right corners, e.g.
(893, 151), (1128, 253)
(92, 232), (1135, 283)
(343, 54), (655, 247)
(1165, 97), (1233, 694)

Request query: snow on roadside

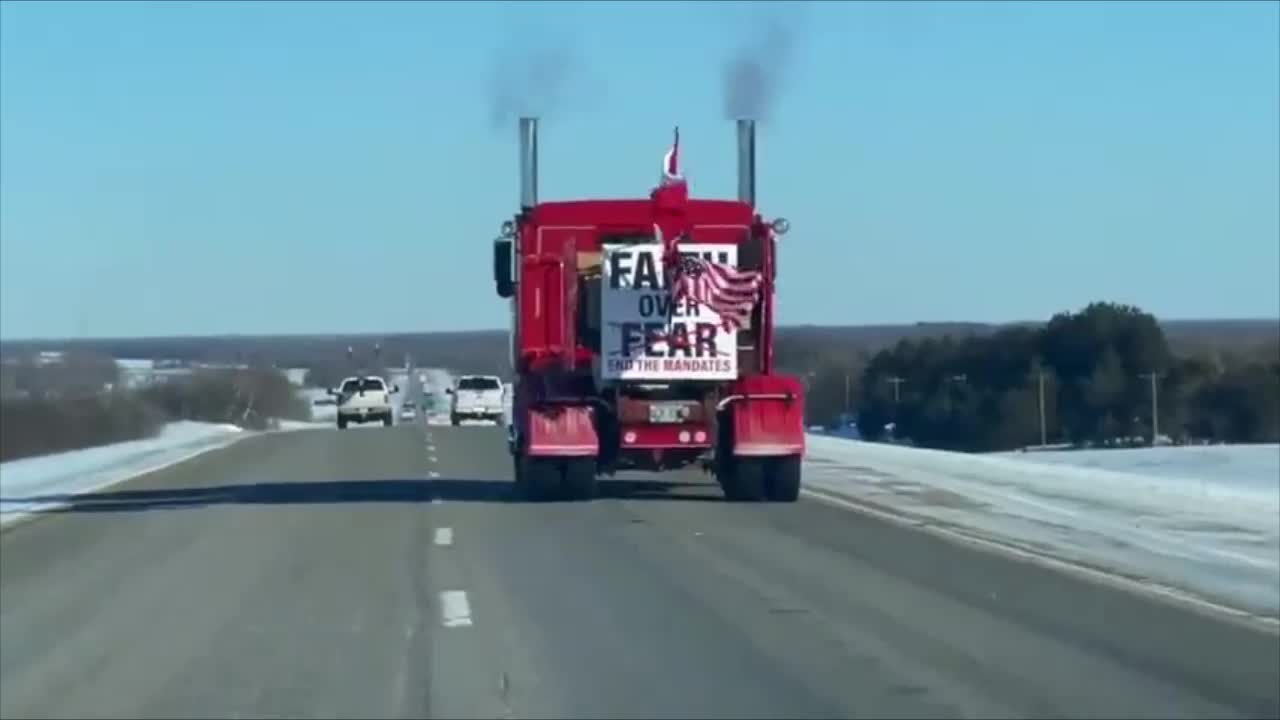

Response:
(991, 444), (1280, 497)
(0, 367), (463, 526)
(0, 421), (247, 526)
(273, 419), (334, 431)
(803, 436), (1280, 618)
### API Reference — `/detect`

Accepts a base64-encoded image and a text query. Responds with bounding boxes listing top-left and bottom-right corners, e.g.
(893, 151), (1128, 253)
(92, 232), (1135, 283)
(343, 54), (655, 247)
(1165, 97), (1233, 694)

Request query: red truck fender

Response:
(719, 374), (806, 457)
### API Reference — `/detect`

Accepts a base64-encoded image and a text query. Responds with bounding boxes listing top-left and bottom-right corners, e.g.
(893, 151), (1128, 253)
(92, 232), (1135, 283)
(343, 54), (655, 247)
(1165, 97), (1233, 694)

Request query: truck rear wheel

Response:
(562, 458), (597, 501)
(337, 416), (348, 430)
(515, 456), (560, 502)
(719, 457), (767, 502)
(765, 456), (801, 503)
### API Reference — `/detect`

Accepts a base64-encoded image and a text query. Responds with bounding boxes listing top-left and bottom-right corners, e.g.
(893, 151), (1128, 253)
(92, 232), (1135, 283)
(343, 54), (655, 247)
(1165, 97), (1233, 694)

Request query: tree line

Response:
(780, 302), (1279, 451)
(0, 352), (309, 462)
(3, 302), (1274, 459)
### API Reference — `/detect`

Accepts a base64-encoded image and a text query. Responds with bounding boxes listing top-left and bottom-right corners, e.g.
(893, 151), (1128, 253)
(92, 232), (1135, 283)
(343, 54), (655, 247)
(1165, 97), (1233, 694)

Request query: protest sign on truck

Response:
(600, 242), (738, 381)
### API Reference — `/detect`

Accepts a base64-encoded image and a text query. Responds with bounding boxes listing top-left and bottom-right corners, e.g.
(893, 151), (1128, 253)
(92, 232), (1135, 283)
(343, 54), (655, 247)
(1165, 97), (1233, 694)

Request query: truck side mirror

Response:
(494, 238), (514, 298)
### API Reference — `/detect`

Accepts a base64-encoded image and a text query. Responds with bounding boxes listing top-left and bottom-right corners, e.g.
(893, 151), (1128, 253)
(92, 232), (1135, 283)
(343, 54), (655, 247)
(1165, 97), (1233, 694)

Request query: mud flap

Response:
(725, 374), (806, 457)
(524, 405), (599, 457)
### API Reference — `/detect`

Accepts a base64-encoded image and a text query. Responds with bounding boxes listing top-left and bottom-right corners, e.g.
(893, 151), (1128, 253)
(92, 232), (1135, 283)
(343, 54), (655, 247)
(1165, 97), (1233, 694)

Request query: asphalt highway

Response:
(2, 424), (1277, 719)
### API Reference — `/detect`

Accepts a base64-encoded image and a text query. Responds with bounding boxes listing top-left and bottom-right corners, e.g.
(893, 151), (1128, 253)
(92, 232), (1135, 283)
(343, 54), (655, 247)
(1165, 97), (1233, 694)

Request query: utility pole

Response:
(887, 376), (905, 404)
(945, 374), (967, 415)
(1037, 371), (1048, 447)
(1139, 372), (1160, 445)
(843, 372), (851, 416)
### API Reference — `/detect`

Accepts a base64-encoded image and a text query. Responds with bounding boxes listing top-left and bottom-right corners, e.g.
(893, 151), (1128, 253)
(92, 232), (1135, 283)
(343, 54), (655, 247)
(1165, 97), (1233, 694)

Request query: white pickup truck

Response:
(330, 375), (399, 429)
(446, 375), (505, 425)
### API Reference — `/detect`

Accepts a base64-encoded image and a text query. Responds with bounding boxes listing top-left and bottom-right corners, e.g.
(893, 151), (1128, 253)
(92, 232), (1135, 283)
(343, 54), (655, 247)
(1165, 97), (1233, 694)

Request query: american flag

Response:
(670, 252), (763, 332)
(653, 127), (762, 333)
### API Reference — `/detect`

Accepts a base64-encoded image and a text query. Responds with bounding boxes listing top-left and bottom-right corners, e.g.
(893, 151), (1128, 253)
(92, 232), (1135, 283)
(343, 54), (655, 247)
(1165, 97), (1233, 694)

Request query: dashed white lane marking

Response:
(440, 590), (472, 627)
(428, 471), (441, 479)
(431, 497), (443, 505)
(426, 444), (436, 452)
(434, 527), (453, 546)
(428, 455), (438, 463)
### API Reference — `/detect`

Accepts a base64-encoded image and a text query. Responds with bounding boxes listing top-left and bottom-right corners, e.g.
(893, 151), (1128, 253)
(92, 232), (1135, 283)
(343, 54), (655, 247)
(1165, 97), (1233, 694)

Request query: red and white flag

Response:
(654, 127), (762, 333)
(662, 127), (681, 183)
(671, 253), (762, 332)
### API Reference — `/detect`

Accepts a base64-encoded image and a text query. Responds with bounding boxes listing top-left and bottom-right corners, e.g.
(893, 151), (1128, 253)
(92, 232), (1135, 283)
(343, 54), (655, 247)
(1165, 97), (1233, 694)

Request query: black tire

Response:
(765, 455), (801, 502)
(516, 456), (560, 502)
(383, 413), (393, 427)
(720, 457), (767, 502)
(512, 455), (526, 498)
(451, 414), (460, 426)
(337, 416), (348, 430)
(562, 457), (597, 501)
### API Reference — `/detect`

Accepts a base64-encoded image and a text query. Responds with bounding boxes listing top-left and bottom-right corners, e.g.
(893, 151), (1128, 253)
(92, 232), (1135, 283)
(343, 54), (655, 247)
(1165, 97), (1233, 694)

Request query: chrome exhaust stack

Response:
(736, 118), (756, 207)
(519, 117), (538, 210)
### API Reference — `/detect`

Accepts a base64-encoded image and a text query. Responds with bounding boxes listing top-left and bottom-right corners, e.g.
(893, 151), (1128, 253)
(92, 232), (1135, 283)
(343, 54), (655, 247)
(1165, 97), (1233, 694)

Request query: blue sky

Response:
(1, 0), (1276, 339)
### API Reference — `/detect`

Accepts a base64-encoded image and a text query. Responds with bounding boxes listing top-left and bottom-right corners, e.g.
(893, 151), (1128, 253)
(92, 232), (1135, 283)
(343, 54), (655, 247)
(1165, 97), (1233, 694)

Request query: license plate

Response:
(649, 403), (686, 424)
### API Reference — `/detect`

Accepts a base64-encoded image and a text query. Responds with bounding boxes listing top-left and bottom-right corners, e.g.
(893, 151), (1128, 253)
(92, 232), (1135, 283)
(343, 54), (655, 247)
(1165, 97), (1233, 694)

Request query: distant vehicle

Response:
(399, 402), (418, 422)
(446, 375), (505, 425)
(330, 375), (399, 429)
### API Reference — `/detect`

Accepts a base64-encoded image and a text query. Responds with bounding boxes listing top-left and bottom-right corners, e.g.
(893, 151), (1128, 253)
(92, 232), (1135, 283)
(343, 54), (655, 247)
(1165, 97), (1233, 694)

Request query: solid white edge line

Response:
(428, 471), (441, 479)
(440, 590), (472, 627)
(799, 486), (1280, 632)
(434, 527), (453, 546)
(0, 430), (252, 531)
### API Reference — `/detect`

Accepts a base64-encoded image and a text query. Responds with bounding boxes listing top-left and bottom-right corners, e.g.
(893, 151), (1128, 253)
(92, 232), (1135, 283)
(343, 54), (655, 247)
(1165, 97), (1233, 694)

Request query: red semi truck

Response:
(492, 117), (806, 502)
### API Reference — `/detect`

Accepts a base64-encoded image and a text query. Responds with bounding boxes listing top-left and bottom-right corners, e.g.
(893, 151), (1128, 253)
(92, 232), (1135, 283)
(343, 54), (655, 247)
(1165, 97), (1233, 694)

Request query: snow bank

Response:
(992, 444), (1280, 496)
(273, 419), (333, 431)
(0, 421), (246, 526)
(1, 366), (467, 525)
(803, 436), (1280, 618)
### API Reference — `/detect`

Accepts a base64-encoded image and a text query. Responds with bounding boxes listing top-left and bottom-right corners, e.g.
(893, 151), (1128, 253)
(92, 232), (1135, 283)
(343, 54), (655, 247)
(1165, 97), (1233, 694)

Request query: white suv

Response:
(331, 376), (398, 429)
(447, 375), (505, 425)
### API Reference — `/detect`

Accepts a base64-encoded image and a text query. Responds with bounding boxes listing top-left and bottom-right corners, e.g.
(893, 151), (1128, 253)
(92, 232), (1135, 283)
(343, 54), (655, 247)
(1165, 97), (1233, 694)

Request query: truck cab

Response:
(490, 117), (805, 503)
